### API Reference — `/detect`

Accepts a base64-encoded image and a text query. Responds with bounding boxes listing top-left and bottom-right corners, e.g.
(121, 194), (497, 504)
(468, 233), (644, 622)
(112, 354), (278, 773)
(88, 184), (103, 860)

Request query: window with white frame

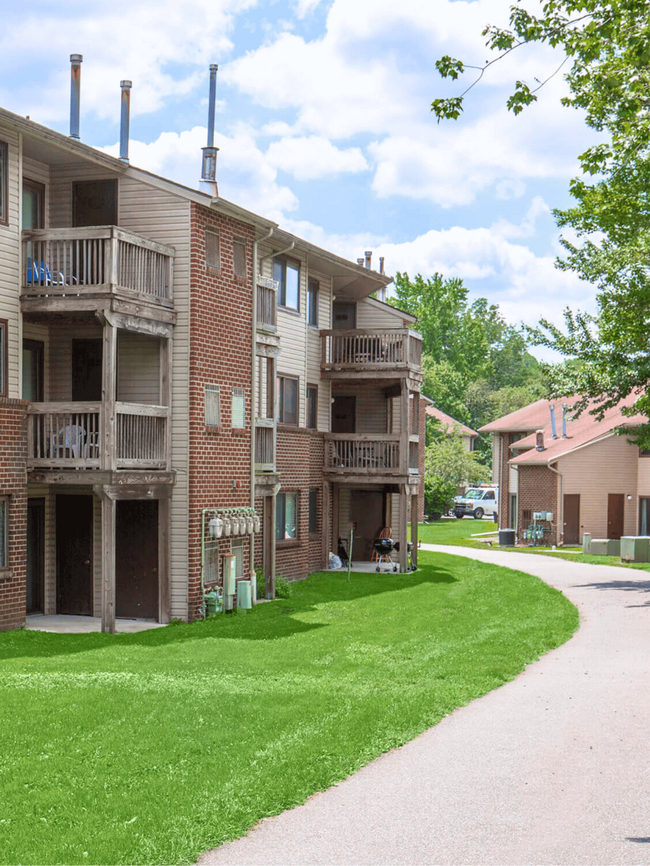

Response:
(273, 257), (300, 310)
(205, 384), (221, 427)
(276, 492), (298, 541)
(0, 141), (7, 226)
(0, 497), (8, 569)
(205, 230), (220, 269)
(231, 387), (246, 428)
(277, 375), (299, 425)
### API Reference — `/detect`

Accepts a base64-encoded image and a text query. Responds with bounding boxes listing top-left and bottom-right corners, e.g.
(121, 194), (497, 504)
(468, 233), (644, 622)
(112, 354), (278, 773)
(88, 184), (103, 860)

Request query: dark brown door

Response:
(563, 494), (580, 545)
(608, 493), (625, 540)
(73, 179), (118, 227)
(72, 339), (103, 401)
(332, 302), (356, 329)
(116, 500), (159, 620)
(56, 495), (93, 615)
(350, 490), (385, 560)
(332, 396), (356, 433)
(26, 498), (45, 614)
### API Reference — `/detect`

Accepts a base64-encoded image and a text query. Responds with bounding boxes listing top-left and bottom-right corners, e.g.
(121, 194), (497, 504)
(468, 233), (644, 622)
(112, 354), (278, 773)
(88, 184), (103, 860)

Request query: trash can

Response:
(499, 529), (516, 547)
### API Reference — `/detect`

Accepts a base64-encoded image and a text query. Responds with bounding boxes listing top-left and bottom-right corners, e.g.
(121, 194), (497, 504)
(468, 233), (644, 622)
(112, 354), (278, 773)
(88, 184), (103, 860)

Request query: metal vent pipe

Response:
(549, 404), (557, 439)
(119, 80), (132, 163)
(364, 250), (372, 269)
(69, 54), (83, 139)
(200, 64), (219, 196)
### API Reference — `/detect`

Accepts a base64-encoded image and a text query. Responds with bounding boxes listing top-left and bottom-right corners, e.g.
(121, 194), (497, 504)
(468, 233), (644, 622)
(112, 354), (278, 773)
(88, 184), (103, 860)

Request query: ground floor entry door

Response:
(350, 490), (386, 561)
(563, 494), (580, 545)
(116, 500), (159, 620)
(608, 493), (625, 540)
(56, 495), (93, 615)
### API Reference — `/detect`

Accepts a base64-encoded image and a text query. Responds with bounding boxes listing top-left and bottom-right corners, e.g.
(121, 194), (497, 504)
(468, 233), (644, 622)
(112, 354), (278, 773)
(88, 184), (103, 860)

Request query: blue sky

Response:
(0, 0), (600, 350)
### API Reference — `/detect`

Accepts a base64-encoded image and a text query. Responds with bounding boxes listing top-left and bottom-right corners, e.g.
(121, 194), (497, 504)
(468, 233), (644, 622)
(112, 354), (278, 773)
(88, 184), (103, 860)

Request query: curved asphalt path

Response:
(199, 546), (650, 865)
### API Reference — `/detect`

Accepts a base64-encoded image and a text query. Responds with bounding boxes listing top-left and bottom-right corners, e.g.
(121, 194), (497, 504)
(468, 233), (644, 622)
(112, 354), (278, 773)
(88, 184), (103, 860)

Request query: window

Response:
(0, 141), (8, 226)
(231, 387), (245, 428)
(277, 375), (299, 425)
(233, 238), (246, 277)
(0, 320), (7, 397)
(0, 497), (7, 569)
(308, 278), (319, 326)
(276, 492), (298, 541)
(22, 179), (44, 230)
(205, 230), (220, 269)
(306, 384), (318, 429)
(273, 257), (300, 310)
(205, 384), (221, 427)
(308, 489), (318, 534)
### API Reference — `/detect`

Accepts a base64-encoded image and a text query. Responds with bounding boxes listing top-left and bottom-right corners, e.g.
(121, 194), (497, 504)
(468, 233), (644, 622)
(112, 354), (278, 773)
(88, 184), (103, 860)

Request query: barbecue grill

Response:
(373, 537), (398, 572)
(393, 540), (416, 571)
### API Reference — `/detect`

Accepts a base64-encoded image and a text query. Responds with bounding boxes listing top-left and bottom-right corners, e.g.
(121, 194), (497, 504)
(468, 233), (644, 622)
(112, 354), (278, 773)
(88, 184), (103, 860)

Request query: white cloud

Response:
(294, 0), (326, 18)
(266, 136), (368, 179)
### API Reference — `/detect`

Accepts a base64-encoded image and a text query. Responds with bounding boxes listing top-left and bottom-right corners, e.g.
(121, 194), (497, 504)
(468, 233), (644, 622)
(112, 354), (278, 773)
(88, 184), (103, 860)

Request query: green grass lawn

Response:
(417, 516), (498, 545)
(0, 552), (577, 866)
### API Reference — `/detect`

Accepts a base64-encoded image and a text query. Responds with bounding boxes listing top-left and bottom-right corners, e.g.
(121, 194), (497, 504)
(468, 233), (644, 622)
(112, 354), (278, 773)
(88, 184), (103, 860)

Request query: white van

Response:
(453, 486), (498, 520)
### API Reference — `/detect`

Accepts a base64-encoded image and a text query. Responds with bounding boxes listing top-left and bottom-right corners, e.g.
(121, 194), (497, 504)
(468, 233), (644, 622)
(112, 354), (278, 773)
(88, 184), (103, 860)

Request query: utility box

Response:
(620, 536), (650, 562)
(237, 580), (252, 610)
(590, 538), (620, 557)
(222, 554), (237, 611)
(582, 533), (591, 554)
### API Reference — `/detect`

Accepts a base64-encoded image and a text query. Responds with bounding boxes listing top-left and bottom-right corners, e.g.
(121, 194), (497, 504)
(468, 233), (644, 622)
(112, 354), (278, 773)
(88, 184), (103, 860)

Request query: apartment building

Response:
(0, 100), (423, 633)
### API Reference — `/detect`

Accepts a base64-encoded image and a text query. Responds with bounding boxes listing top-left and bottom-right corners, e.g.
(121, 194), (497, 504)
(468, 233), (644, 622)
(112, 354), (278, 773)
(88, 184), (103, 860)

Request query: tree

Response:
(424, 431), (490, 518)
(432, 0), (650, 440)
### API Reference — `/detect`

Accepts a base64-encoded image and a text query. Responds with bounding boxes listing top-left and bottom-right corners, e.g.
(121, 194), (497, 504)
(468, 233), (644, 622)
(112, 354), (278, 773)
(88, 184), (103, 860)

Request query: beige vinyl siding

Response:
(117, 333), (161, 404)
(0, 124), (21, 397)
(559, 435), (638, 538)
(356, 296), (415, 329)
(306, 268), (331, 431)
(336, 387), (388, 434)
(637, 453), (650, 494)
(337, 488), (351, 543)
(508, 463), (519, 495)
(492, 435), (500, 486)
(49, 162), (119, 228)
(22, 321), (50, 400)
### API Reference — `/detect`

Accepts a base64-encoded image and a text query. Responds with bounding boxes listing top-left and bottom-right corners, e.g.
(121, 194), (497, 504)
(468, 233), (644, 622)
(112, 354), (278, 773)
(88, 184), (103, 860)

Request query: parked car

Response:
(453, 486), (498, 520)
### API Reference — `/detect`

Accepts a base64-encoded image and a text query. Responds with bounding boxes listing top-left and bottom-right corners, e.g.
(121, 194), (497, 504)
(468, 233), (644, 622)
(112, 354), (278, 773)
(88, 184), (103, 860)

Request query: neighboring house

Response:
(424, 402), (478, 452)
(480, 395), (648, 545)
(0, 99), (423, 632)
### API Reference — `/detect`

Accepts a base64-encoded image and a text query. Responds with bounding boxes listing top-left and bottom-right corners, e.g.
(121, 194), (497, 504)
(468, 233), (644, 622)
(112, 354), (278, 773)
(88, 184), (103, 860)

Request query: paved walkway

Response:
(199, 545), (650, 866)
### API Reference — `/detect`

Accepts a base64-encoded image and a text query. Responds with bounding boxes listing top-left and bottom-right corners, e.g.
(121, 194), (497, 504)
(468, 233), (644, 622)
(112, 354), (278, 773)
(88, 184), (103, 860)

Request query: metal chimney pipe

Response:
(119, 80), (132, 163)
(549, 404), (557, 439)
(536, 429), (545, 451)
(364, 250), (372, 269)
(69, 54), (83, 140)
(562, 403), (568, 438)
(200, 64), (219, 196)
(357, 258), (365, 267)
(379, 256), (385, 275)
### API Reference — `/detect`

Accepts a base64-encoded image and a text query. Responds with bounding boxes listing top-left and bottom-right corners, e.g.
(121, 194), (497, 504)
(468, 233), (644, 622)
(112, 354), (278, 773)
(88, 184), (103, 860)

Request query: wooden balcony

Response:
(21, 226), (175, 319)
(324, 433), (421, 483)
(256, 278), (277, 333)
(27, 401), (171, 474)
(321, 328), (422, 381)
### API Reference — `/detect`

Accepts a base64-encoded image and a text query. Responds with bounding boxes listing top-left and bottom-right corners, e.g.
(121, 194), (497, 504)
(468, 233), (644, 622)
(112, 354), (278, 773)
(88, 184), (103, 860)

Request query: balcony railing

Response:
(27, 401), (170, 471)
(324, 434), (403, 475)
(255, 422), (275, 471)
(21, 226), (174, 304)
(321, 328), (422, 374)
(256, 277), (277, 332)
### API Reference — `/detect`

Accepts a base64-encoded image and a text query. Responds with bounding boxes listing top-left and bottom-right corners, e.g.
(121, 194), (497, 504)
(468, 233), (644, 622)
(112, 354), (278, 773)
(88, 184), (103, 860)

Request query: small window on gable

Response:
(205, 384), (221, 427)
(205, 230), (220, 269)
(0, 496), (8, 569)
(233, 238), (246, 277)
(308, 278), (319, 326)
(232, 387), (246, 428)
(0, 141), (7, 226)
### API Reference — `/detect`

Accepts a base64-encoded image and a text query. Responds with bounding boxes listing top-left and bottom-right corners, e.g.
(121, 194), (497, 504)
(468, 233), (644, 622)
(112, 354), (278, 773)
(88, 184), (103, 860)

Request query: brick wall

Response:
(186, 204), (256, 619)
(0, 398), (28, 631)
(275, 427), (326, 580)
(517, 464), (558, 545)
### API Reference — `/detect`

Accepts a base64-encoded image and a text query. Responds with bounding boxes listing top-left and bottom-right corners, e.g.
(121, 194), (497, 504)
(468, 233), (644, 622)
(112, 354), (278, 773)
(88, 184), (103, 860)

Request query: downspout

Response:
(259, 241), (296, 266)
(547, 461), (564, 545)
(252, 227), (274, 590)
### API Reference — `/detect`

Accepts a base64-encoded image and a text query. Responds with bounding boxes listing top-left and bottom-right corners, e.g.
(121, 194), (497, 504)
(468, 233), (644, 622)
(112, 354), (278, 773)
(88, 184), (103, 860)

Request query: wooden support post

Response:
(264, 494), (277, 599)
(400, 380), (409, 475)
(160, 336), (173, 471)
(322, 481), (331, 569)
(398, 483), (408, 572)
(411, 493), (418, 569)
(158, 496), (171, 623)
(101, 318), (117, 472)
(98, 488), (116, 634)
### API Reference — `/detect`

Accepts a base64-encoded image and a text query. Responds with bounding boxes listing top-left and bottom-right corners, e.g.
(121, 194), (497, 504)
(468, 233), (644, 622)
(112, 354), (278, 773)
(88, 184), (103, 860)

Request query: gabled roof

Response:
(481, 392), (646, 466)
(425, 405), (478, 438)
